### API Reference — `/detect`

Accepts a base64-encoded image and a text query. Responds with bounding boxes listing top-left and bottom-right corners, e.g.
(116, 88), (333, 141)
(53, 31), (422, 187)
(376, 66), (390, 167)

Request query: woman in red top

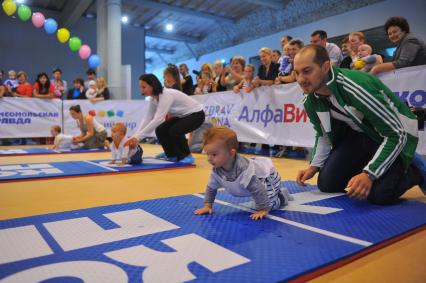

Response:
(11, 71), (32, 97)
(33, 72), (54, 99)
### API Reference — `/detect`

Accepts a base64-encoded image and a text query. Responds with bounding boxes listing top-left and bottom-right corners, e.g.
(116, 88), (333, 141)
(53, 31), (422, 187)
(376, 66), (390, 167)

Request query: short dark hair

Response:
(273, 50), (282, 56)
(341, 36), (349, 45)
(384, 16), (410, 34)
(289, 39), (305, 49)
(281, 35), (293, 42)
(139, 74), (164, 96)
(179, 64), (188, 71)
(86, 68), (96, 75)
(69, 105), (82, 113)
(52, 68), (62, 74)
(0, 69), (4, 75)
(311, 30), (327, 39)
(73, 78), (84, 86)
(299, 44), (330, 66)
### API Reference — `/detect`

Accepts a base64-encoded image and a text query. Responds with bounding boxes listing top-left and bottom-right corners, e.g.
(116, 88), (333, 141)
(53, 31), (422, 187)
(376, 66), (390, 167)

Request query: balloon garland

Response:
(2, 0), (100, 68)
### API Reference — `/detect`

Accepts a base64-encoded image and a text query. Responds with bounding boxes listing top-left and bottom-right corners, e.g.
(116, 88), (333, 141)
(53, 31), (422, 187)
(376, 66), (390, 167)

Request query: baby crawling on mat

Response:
(51, 125), (82, 150)
(109, 123), (143, 166)
(194, 127), (292, 220)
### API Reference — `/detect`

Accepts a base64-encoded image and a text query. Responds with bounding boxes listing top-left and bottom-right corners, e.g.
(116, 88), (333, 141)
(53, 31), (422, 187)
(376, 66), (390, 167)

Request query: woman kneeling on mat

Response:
(127, 74), (205, 164)
(69, 105), (108, 149)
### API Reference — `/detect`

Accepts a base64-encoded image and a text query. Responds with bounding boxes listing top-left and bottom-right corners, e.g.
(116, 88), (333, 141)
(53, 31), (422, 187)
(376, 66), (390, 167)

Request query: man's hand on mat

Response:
(194, 205), (213, 215)
(125, 137), (138, 149)
(346, 173), (372, 200)
(250, 209), (268, 220)
(109, 160), (116, 164)
(296, 166), (319, 186)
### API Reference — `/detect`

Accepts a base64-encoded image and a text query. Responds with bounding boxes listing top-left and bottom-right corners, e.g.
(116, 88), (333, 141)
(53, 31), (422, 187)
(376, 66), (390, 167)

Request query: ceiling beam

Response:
(146, 29), (201, 43)
(243, 0), (287, 9)
(156, 52), (168, 65)
(126, 0), (236, 24)
(184, 42), (199, 61)
(59, 0), (94, 27)
(146, 46), (175, 55)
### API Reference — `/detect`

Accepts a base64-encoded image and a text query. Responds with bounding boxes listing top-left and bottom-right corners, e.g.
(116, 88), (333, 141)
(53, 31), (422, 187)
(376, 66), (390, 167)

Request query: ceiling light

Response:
(121, 16), (128, 24)
(165, 23), (173, 32)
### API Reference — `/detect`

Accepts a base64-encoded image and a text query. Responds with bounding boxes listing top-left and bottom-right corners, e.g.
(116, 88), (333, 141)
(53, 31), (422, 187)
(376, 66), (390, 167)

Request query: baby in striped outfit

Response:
(194, 126), (292, 220)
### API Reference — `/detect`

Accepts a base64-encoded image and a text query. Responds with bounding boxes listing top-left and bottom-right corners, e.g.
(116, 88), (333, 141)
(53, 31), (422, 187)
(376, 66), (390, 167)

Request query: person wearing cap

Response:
(51, 68), (68, 99)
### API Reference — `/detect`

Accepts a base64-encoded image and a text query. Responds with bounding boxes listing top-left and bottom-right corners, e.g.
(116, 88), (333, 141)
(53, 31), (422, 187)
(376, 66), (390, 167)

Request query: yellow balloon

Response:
(2, 0), (17, 16)
(57, 28), (70, 44)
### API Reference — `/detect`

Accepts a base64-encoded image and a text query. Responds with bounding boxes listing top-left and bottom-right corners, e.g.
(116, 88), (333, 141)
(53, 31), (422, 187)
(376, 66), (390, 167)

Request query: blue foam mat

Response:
(1, 181), (425, 282)
(0, 147), (109, 156)
(0, 158), (193, 182)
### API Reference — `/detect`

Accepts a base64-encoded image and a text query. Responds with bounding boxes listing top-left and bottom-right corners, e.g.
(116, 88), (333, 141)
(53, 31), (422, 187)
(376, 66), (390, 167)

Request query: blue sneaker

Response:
(179, 154), (195, 164)
(166, 156), (178, 162)
(413, 154), (426, 195)
(155, 152), (167, 159)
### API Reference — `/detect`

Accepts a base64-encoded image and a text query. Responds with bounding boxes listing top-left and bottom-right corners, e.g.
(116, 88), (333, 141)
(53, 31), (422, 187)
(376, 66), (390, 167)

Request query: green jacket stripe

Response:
(303, 67), (418, 179)
(336, 75), (407, 177)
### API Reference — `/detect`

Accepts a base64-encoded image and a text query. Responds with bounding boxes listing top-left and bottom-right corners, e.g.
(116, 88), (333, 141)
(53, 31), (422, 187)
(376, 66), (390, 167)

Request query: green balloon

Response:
(69, 37), (82, 52)
(17, 5), (31, 21)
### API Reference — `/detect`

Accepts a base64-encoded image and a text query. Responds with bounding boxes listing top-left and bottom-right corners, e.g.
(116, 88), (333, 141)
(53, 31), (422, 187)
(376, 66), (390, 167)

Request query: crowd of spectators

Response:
(0, 68), (110, 101)
(162, 16), (425, 97)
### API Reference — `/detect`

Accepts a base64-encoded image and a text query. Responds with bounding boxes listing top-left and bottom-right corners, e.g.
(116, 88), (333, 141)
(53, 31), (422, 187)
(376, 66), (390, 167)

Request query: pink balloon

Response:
(78, 44), (92, 60)
(31, 12), (45, 28)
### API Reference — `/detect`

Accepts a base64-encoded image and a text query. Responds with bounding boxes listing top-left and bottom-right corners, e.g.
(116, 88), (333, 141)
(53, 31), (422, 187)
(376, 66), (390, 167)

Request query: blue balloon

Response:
(44, 18), (57, 34)
(88, 54), (100, 68)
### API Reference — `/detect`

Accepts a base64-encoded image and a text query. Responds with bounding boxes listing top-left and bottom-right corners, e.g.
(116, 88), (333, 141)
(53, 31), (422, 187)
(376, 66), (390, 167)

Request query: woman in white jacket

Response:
(127, 74), (205, 164)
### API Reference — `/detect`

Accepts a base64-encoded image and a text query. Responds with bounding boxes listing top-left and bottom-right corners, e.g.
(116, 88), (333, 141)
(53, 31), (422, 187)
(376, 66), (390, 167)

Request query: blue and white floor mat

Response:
(0, 147), (109, 157)
(1, 181), (425, 282)
(0, 158), (194, 182)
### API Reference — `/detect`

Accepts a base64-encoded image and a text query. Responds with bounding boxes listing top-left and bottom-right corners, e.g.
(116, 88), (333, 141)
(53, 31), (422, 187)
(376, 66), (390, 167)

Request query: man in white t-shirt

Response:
(310, 30), (343, 66)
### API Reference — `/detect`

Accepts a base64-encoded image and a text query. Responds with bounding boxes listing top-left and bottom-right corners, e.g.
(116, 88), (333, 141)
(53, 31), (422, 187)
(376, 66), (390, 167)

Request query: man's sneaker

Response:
(155, 152), (167, 159)
(179, 154), (195, 164)
(413, 154), (426, 195)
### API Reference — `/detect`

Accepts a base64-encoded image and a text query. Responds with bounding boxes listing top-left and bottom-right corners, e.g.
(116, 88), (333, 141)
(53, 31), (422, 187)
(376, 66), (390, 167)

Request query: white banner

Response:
(0, 97), (62, 138)
(231, 84), (315, 147)
(62, 100), (149, 137)
(1, 66), (425, 154)
(378, 65), (426, 108)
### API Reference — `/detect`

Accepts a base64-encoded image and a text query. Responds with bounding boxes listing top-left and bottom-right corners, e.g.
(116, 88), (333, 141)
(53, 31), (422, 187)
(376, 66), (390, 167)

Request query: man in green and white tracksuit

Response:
(293, 45), (425, 204)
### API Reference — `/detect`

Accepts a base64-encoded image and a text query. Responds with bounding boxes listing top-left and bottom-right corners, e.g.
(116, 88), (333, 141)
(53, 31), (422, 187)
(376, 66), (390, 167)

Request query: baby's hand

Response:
(250, 209), (268, 220)
(109, 160), (116, 164)
(194, 206), (213, 215)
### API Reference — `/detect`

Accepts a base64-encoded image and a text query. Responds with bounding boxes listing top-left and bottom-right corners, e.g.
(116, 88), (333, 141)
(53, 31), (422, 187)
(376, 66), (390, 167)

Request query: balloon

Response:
(17, 4), (31, 21)
(78, 44), (92, 60)
(44, 18), (58, 34)
(31, 12), (45, 28)
(68, 37), (82, 52)
(57, 28), (70, 43)
(88, 54), (100, 68)
(2, 0), (16, 16)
